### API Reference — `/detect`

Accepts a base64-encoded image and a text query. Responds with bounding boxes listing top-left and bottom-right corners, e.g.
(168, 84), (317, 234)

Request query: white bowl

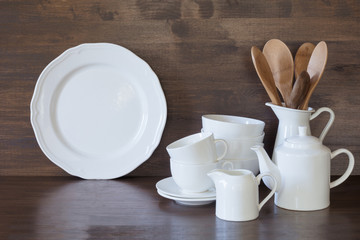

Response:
(202, 114), (265, 138)
(218, 133), (265, 160)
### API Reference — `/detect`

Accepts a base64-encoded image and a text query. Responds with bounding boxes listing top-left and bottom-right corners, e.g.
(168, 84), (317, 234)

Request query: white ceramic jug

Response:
(266, 103), (335, 161)
(208, 169), (277, 221)
(252, 126), (355, 211)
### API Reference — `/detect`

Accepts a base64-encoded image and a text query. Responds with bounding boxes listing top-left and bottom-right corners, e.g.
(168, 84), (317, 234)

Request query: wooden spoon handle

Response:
(251, 46), (282, 106)
(288, 71), (310, 109)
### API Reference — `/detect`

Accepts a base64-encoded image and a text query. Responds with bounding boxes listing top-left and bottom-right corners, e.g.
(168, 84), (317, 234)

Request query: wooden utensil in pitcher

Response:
(251, 46), (282, 106)
(300, 41), (328, 110)
(262, 39), (294, 107)
(288, 71), (310, 109)
(294, 42), (315, 80)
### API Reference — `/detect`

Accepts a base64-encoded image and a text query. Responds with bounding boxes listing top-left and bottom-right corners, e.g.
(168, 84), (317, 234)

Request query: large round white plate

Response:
(156, 177), (216, 198)
(30, 43), (167, 179)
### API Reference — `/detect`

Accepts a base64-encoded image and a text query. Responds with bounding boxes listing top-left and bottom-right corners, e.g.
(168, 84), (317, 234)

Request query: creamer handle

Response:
(257, 172), (277, 211)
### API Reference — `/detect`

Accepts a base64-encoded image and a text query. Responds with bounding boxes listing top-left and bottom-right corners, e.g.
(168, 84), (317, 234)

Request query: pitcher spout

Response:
(207, 169), (227, 184)
(251, 145), (281, 192)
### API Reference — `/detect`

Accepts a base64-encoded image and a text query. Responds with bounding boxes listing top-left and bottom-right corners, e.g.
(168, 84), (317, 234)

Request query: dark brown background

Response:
(0, 0), (359, 177)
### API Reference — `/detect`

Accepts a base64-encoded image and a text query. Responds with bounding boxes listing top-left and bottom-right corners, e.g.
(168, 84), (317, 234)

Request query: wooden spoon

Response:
(294, 42), (315, 80)
(288, 71), (310, 109)
(300, 41), (328, 110)
(263, 39), (294, 107)
(251, 46), (282, 106)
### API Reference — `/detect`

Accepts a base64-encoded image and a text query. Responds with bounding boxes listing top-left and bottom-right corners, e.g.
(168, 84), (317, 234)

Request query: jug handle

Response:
(330, 149), (355, 189)
(257, 172), (277, 211)
(309, 107), (335, 143)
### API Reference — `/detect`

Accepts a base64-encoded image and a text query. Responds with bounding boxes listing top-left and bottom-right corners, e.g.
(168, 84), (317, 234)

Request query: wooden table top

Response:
(0, 176), (359, 240)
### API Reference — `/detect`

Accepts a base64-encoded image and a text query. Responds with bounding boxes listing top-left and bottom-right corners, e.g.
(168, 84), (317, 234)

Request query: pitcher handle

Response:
(309, 107), (335, 143)
(214, 139), (228, 161)
(330, 149), (355, 189)
(256, 172), (277, 211)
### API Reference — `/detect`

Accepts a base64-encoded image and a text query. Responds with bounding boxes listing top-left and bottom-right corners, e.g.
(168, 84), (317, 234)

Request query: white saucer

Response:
(157, 190), (215, 206)
(156, 177), (216, 198)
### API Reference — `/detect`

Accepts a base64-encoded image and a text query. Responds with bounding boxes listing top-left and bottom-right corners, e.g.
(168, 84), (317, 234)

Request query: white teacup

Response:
(218, 134), (265, 160)
(170, 159), (219, 193)
(166, 132), (228, 165)
(202, 114), (265, 138)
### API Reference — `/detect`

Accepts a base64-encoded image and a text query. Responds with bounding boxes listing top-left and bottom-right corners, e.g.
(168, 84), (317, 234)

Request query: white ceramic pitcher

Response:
(266, 102), (335, 161)
(208, 169), (277, 221)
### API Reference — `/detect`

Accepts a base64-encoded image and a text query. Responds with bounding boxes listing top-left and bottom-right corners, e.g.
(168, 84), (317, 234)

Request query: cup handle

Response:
(214, 139), (228, 161)
(221, 161), (234, 170)
(329, 149), (355, 189)
(256, 172), (277, 211)
(309, 107), (335, 143)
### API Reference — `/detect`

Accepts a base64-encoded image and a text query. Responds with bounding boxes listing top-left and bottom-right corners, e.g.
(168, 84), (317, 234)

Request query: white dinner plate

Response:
(156, 177), (216, 198)
(157, 190), (215, 206)
(31, 43), (167, 179)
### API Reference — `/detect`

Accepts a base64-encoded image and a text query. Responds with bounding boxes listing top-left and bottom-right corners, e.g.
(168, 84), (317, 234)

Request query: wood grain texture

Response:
(0, 176), (359, 239)
(0, 0), (359, 176)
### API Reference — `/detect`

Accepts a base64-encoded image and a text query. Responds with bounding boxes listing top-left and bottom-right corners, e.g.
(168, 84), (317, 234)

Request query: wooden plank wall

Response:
(0, 0), (359, 176)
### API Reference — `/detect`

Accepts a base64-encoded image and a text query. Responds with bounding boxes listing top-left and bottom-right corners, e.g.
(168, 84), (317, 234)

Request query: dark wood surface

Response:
(0, 0), (359, 176)
(0, 176), (359, 240)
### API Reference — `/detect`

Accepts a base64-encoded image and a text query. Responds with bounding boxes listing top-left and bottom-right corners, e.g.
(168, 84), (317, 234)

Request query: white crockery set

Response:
(156, 114), (272, 221)
(252, 104), (355, 212)
(157, 105), (355, 222)
(30, 43), (355, 223)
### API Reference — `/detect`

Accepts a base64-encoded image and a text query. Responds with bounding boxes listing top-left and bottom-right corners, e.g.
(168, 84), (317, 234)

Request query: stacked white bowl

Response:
(202, 114), (265, 174)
